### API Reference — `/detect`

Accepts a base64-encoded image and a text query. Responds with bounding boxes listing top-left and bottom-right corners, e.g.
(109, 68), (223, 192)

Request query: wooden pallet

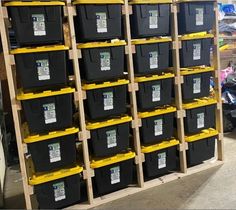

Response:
(0, 0), (224, 209)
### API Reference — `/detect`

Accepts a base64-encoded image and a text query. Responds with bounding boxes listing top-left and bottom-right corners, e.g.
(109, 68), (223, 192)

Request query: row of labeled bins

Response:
(186, 128), (218, 167)
(5, 1), (65, 46)
(11, 45), (69, 92)
(183, 98), (217, 135)
(29, 165), (83, 209)
(142, 139), (179, 179)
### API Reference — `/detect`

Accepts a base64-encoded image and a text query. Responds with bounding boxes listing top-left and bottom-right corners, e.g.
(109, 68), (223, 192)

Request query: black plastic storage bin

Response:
(91, 152), (135, 195)
(132, 38), (171, 75)
(181, 69), (212, 101)
(186, 129), (217, 166)
(6, 1), (64, 46)
(142, 140), (179, 178)
(18, 88), (75, 134)
(78, 41), (126, 81)
(139, 106), (176, 144)
(178, 2), (214, 35)
(11, 45), (68, 91)
(25, 128), (78, 173)
(83, 79), (128, 120)
(74, 1), (123, 41)
(136, 73), (174, 110)
(130, 1), (171, 38)
(184, 100), (216, 134)
(87, 116), (131, 157)
(30, 165), (83, 209)
(180, 34), (213, 68)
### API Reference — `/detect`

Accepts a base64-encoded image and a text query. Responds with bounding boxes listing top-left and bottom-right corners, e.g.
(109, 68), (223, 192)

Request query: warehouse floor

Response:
(3, 130), (236, 209)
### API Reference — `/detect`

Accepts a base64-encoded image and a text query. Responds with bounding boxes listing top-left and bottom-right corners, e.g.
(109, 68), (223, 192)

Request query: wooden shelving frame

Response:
(0, 0), (224, 209)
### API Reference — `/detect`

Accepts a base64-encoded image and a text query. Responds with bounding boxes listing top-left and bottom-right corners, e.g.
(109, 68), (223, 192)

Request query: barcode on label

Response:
(96, 12), (107, 33)
(53, 182), (66, 202)
(193, 43), (201, 61)
(149, 51), (158, 69)
(149, 10), (158, 29)
(197, 112), (205, 129)
(32, 14), (46, 36)
(193, 77), (201, 94)
(100, 52), (111, 71)
(36, 59), (50, 81)
(158, 152), (166, 169)
(154, 119), (163, 136)
(195, 8), (204, 26)
(48, 143), (61, 163)
(106, 129), (117, 148)
(110, 166), (120, 184)
(103, 92), (114, 111)
(152, 84), (161, 102)
(43, 103), (57, 124)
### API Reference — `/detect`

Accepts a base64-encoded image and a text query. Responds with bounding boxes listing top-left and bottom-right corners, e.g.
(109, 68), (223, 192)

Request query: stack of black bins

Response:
(73, 0), (134, 196)
(6, 1), (82, 208)
(178, 0), (217, 167)
(130, 0), (179, 180)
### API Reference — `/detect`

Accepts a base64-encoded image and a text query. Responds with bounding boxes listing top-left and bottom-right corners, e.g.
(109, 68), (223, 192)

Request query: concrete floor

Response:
(3, 130), (236, 209)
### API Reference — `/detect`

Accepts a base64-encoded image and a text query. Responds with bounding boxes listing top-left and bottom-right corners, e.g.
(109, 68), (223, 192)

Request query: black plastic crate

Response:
(6, 2), (64, 46)
(178, 2), (214, 35)
(136, 74), (173, 110)
(180, 37), (212, 68)
(139, 107), (176, 144)
(87, 116), (131, 157)
(74, 3), (122, 41)
(184, 104), (216, 134)
(130, 3), (170, 38)
(18, 88), (74, 134)
(91, 152), (135, 195)
(12, 46), (68, 91)
(78, 41), (125, 81)
(83, 80), (128, 120)
(132, 38), (171, 75)
(142, 140), (179, 178)
(26, 128), (78, 173)
(182, 71), (212, 101)
(31, 166), (83, 209)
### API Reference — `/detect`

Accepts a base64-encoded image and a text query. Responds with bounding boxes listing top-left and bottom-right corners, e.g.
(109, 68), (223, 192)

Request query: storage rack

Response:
(0, 0), (224, 209)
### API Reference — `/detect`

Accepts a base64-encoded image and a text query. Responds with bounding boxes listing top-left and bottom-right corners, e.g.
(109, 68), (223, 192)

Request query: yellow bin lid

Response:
(132, 37), (172, 45)
(73, 0), (124, 4)
(183, 97), (217, 110)
(135, 73), (174, 83)
(4, 1), (65, 6)
(180, 32), (214, 41)
(138, 106), (176, 119)
(130, 0), (172, 4)
(185, 128), (218, 143)
(180, 66), (214, 76)
(78, 40), (126, 49)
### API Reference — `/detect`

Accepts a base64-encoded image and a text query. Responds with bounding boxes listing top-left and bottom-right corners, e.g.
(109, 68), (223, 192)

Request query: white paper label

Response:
(110, 166), (120, 184)
(158, 152), (167, 169)
(103, 92), (114, 111)
(197, 112), (205, 129)
(154, 119), (163, 136)
(152, 84), (161, 102)
(193, 43), (201, 61)
(53, 182), (66, 202)
(48, 143), (61, 163)
(106, 130), (117, 148)
(43, 103), (57, 124)
(149, 51), (158, 69)
(96, 12), (107, 33)
(100, 52), (111, 71)
(36, 59), (50, 81)
(196, 8), (204, 26)
(193, 77), (201, 94)
(149, 10), (158, 29)
(32, 14), (46, 36)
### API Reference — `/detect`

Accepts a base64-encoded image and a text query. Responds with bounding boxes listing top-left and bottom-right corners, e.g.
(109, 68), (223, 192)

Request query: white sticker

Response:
(193, 77), (201, 94)
(43, 103), (57, 124)
(149, 10), (158, 29)
(48, 143), (61, 163)
(53, 182), (66, 202)
(154, 119), (163, 136)
(197, 112), (205, 129)
(36, 59), (50, 81)
(152, 84), (161, 102)
(110, 166), (120, 184)
(100, 52), (111, 71)
(149, 51), (158, 69)
(32, 14), (46, 36)
(106, 130), (117, 148)
(158, 152), (167, 169)
(193, 43), (201, 61)
(196, 8), (204, 26)
(103, 92), (114, 111)
(96, 13), (107, 33)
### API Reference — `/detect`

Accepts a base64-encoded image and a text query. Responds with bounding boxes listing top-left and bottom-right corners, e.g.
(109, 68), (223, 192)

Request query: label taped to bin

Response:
(96, 13), (107, 33)
(149, 10), (158, 29)
(193, 77), (201, 94)
(43, 103), (57, 124)
(149, 51), (158, 69)
(152, 84), (161, 102)
(48, 143), (61, 163)
(107, 130), (117, 148)
(158, 152), (166, 169)
(100, 52), (111, 71)
(36, 59), (50, 81)
(193, 43), (201, 60)
(32, 14), (46, 36)
(154, 119), (163, 136)
(110, 166), (120, 184)
(197, 112), (205, 129)
(53, 181), (66, 202)
(103, 92), (114, 111)
(196, 8), (204, 26)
